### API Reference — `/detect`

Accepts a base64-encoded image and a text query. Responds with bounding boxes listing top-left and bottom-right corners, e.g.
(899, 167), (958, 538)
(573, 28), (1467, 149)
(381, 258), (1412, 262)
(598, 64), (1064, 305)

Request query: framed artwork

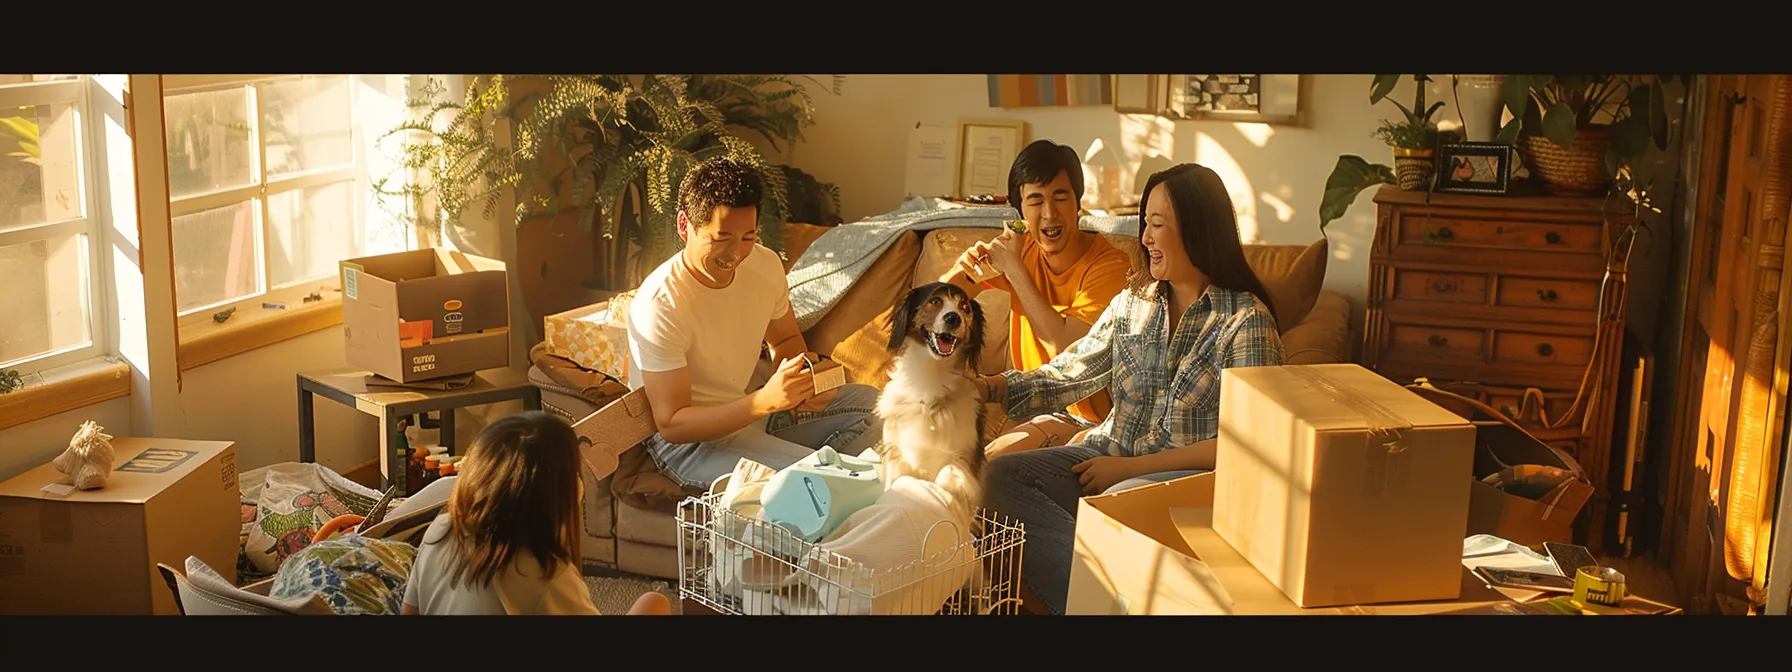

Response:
(1436, 142), (1516, 195)
(953, 117), (1028, 199)
(987, 75), (1112, 108)
(1112, 74), (1159, 114)
(1159, 74), (1308, 125)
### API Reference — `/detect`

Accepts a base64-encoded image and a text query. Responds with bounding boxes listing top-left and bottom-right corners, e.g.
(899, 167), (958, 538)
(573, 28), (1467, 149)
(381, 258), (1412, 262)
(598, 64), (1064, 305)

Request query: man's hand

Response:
(987, 228), (1026, 278)
(1071, 455), (1148, 496)
(752, 355), (814, 415)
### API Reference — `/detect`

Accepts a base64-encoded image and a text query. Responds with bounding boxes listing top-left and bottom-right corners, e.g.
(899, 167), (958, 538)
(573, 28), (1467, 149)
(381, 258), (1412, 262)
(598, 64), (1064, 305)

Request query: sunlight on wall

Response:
(1235, 123), (1275, 148)
(1191, 131), (1259, 244)
(1259, 191), (1296, 225)
(1118, 113), (1176, 196)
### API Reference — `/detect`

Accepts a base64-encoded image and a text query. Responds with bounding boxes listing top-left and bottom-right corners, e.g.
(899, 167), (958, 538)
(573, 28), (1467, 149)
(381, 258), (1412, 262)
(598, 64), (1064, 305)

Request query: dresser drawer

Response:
(1495, 275), (1602, 313)
(1388, 323), (1485, 361)
(1395, 214), (1603, 256)
(1392, 269), (1489, 305)
(1492, 329), (1595, 368)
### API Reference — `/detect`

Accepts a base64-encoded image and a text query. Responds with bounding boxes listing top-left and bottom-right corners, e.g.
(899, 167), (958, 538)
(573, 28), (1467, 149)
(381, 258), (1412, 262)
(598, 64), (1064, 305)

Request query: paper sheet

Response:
(1460, 534), (1561, 602)
(904, 123), (953, 199)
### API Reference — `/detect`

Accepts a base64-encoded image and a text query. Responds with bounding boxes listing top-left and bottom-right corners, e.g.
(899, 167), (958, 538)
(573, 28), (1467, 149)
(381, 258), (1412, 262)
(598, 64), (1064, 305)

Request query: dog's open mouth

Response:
(923, 328), (960, 357)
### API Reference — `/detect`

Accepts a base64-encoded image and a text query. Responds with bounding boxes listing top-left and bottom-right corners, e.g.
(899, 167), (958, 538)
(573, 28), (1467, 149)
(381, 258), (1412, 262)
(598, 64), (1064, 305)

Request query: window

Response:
(161, 75), (415, 318)
(0, 75), (108, 375)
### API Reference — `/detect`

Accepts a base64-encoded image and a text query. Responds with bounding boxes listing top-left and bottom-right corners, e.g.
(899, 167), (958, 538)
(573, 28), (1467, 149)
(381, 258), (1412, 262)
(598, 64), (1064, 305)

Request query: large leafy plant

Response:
(0, 115), (38, 164)
(1318, 75), (1446, 231)
(1493, 74), (1682, 178)
(375, 75), (842, 285)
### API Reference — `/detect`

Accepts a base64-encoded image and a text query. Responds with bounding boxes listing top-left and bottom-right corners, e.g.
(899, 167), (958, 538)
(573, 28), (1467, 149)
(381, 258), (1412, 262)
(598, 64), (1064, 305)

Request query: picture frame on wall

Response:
(1436, 142), (1516, 195)
(953, 117), (1029, 199)
(1112, 74), (1159, 115)
(1160, 74), (1308, 125)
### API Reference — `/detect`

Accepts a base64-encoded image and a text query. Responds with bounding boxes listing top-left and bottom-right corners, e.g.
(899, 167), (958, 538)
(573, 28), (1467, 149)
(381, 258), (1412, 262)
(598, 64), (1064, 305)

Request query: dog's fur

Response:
(875, 282), (989, 518)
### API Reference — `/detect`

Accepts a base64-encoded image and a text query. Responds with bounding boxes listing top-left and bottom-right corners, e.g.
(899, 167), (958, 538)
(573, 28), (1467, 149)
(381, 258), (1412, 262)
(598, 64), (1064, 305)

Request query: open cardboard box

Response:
(1465, 421), (1594, 548)
(340, 248), (511, 383)
(1067, 472), (1514, 615)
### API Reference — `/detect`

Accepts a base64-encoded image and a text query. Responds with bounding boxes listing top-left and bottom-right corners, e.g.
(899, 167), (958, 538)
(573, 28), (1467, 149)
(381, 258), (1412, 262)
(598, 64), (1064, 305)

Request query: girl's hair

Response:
(1125, 163), (1277, 321)
(441, 410), (583, 588)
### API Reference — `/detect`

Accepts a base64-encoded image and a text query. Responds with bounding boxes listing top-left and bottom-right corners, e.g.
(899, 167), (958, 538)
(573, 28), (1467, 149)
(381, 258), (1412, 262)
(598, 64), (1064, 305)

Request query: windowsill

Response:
(177, 283), (346, 371)
(0, 357), (132, 431)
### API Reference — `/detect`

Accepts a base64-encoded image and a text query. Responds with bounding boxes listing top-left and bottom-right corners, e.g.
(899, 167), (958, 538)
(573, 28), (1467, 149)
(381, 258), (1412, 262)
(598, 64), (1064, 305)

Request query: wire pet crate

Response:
(676, 489), (1026, 615)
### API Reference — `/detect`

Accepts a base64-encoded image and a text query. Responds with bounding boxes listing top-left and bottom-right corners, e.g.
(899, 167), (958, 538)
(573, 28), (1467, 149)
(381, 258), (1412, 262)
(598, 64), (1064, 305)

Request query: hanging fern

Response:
(372, 74), (843, 278)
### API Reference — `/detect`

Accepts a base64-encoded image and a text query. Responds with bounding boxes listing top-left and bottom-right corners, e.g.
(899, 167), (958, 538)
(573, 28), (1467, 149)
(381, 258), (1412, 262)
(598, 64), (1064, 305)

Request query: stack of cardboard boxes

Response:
(1066, 363), (1598, 615)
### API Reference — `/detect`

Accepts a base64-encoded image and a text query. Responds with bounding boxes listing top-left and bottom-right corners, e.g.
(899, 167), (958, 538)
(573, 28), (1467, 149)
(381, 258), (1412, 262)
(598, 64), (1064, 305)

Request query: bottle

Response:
(421, 455), (442, 488)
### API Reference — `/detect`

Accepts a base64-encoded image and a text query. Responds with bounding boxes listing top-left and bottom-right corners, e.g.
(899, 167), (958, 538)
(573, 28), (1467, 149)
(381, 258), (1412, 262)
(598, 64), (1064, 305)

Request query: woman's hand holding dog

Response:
(1071, 455), (1149, 495)
(753, 355), (815, 415)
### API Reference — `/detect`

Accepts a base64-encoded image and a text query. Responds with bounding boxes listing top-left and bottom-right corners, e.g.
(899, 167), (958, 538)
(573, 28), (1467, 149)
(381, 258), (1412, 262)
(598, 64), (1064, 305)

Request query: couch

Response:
(541, 221), (1352, 581)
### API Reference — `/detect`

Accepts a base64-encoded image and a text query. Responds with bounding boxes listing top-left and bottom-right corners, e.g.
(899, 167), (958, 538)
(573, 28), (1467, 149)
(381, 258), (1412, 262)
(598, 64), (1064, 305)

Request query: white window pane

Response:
(173, 200), (262, 313)
(0, 101), (84, 230)
(358, 75), (413, 256)
(0, 75), (78, 87)
(261, 76), (353, 178)
(268, 180), (356, 288)
(0, 232), (92, 366)
(165, 87), (256, 200)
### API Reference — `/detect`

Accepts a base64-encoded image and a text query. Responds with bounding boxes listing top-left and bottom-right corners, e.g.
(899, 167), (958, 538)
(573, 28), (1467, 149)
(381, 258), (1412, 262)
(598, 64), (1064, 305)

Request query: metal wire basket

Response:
(676, 488), (1026, 616)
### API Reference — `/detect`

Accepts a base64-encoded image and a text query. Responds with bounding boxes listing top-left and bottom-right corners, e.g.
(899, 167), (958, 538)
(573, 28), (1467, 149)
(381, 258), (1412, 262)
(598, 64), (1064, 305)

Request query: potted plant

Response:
(376, 75), (843, 290)
(1318, 75), (1452, 231)
(1493, 75), (1682, 196)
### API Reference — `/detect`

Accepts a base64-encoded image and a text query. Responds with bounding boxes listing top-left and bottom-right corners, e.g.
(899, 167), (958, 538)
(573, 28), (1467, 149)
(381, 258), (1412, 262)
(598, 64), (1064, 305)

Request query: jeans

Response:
(982, 443), (1205, 615)
(645, 383), (884, 491)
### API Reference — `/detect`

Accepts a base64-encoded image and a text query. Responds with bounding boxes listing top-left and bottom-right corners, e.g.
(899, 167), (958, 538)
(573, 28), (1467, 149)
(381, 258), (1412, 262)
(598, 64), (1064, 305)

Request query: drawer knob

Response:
(1431, 280), (1457, 292)
(1545, 232), (1561, 244)
(1537, 289), (1558, 301)
(1537, 343), (1554, 357)
(1438, 227), (1454, 239)
(1428, 334), (1448, 347)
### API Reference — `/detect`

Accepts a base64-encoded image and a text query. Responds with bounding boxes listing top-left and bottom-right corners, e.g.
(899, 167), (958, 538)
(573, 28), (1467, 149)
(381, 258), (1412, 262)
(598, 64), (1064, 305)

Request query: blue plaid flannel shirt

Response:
(1000, 283), (1285, 457)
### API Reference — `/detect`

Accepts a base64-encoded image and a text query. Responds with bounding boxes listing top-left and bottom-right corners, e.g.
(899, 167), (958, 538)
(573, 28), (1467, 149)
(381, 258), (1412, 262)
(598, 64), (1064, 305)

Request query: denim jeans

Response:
(646, 383), (884, 491)
(982, 443), (1205, 615)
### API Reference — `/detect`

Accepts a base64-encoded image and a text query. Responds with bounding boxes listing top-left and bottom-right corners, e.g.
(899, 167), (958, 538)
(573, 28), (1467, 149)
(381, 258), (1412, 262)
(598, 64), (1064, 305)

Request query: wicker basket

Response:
(1520, 128), (1611, 195)
(1393, 148), (1435, 191)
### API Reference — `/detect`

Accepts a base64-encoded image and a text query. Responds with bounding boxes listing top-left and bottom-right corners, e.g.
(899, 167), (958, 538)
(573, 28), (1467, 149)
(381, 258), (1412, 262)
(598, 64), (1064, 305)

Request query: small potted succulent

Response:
(1371, 74), (1445, 190)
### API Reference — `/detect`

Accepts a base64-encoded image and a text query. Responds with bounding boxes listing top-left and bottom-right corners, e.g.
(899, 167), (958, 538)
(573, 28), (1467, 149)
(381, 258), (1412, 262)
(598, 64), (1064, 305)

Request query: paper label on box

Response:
(813, 365), (846, 394)
(117, 448), (197, 474)
(343, 267), (359, 299)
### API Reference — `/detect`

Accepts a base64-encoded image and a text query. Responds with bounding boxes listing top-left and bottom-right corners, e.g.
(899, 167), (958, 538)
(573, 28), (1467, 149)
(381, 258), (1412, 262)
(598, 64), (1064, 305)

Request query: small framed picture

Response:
(1436, 142), (1515, 195)
(952, 117), (1028, 199)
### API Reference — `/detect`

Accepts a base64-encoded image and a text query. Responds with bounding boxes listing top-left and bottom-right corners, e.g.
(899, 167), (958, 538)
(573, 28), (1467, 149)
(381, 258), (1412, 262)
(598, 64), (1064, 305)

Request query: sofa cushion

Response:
(805, 232), (923, 385)
(1241, 237), (1328, 333)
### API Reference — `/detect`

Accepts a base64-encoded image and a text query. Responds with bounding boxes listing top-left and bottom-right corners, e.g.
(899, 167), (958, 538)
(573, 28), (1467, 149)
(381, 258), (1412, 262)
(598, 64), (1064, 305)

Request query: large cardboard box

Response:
(1465, 421), (1595, 547)
(0, 438), (240, 615)
(1212, 363), (1477, 607)
(1066, 472), (1510, 615)
(340, 248), (510, 383)
(544, 290), (634, 383)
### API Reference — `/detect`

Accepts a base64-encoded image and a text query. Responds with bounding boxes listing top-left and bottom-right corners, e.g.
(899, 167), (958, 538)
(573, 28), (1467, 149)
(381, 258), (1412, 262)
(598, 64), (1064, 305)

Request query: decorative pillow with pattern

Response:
(268, 534), (417, 615)
(238, 463), (384, 581)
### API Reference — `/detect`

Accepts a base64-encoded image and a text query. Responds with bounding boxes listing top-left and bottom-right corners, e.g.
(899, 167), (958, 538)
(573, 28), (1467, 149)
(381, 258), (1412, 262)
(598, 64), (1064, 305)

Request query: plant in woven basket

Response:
(1493, 75), (1684, 196)
(1319, 75), (1454, 230)
(374, 75), (843, 288)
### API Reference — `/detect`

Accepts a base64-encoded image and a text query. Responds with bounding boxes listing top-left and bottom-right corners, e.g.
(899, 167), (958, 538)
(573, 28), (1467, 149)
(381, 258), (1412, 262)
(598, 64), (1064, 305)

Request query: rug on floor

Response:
(583, 574), (679, 615)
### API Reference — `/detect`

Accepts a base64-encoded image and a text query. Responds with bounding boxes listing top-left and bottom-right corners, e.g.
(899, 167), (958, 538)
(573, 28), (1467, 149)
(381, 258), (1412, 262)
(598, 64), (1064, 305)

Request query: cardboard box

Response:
(340, 248), (511, 383)
(1466, 421), (1594, 548)
(544, 290), (634, 383)
(1066, 472), (1510, 615)
(0, 438), (240, 615)
(1212, 363), (1478, 607)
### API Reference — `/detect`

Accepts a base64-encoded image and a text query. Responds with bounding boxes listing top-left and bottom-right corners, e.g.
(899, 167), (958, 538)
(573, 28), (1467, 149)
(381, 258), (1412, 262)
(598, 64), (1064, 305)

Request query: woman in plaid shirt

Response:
(973, 163), (1286, 615)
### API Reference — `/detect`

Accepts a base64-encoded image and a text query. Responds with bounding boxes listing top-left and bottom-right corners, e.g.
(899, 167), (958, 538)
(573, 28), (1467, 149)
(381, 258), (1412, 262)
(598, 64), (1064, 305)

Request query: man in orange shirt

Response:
(942, 139), (1132, 458)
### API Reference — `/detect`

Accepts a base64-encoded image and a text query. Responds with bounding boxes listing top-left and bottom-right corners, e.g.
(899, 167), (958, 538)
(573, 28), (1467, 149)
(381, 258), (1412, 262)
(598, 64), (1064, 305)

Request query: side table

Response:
(297, 367), (541, 495)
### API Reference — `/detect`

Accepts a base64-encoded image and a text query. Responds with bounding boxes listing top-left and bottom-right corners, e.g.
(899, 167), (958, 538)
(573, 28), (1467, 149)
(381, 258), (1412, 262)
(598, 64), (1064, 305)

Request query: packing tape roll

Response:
(1573, 566), (1627, 607)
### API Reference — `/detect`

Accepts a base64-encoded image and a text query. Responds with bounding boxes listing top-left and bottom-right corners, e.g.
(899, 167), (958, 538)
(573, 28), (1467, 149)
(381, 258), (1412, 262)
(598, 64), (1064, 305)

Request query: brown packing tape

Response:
(1283, 366), (1414, 497)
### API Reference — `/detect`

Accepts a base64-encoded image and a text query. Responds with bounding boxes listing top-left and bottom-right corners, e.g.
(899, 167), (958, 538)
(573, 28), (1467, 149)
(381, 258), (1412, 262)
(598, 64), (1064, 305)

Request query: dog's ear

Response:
(961, 294), (986, 373)
(886, 286), (922, 353)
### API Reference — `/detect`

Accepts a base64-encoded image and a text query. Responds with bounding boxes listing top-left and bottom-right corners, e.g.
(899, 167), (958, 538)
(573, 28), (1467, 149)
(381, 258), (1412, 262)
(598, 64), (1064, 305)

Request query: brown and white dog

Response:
(875, 282), (988, 518)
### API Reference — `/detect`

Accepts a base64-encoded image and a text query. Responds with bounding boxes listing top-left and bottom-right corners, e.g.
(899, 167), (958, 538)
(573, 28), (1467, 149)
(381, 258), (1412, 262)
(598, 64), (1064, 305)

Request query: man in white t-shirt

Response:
(627, 157), (882, 489)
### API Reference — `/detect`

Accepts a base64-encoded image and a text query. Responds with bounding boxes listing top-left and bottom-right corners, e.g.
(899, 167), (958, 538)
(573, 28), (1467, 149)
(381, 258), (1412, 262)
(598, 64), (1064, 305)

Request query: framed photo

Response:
(1112, 74), (1159, 115)
(1160, 74), (1308, 125)
(952, 117), (1028, 199)
(1436, 142), (1516, 195)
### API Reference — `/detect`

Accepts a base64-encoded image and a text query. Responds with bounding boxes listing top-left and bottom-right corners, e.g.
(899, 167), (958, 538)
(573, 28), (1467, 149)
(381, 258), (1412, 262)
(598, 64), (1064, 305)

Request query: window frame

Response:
(162, 74), (366, 318)
(0, 77), (112, 376)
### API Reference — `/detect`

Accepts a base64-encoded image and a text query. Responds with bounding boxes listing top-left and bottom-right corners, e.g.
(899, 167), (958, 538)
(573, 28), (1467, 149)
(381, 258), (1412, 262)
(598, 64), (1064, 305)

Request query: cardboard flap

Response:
(572, 388), (657, 481)
(1229, 364), (1472, 434)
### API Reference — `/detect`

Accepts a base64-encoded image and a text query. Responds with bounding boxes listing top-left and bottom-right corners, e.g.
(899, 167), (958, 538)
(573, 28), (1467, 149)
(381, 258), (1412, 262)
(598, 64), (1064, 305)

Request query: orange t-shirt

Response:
(1006, 234), (1131, 424)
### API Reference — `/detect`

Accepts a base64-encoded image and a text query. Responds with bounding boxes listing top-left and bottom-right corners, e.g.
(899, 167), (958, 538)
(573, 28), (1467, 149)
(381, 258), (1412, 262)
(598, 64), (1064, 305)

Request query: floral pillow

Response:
(268, 534), (417, 615)
(238, 463), (384, 582)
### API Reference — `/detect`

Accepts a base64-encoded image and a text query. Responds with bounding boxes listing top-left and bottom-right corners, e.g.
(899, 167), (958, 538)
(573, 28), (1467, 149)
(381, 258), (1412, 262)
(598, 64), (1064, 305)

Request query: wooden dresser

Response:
(1364, 184), (1635, 554)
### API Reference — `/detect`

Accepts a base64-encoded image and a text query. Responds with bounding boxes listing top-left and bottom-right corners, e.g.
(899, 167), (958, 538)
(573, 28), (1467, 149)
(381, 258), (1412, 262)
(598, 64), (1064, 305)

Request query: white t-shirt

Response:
(401, 513), (599, 615)
(627, 245), (792, 407)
